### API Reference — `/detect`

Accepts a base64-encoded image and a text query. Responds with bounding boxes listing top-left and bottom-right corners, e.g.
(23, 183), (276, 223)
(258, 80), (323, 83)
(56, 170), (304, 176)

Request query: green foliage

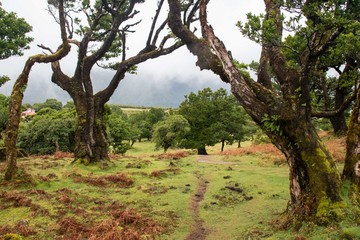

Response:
(237, 13), (264, 43)
(0, 75), (10, 88)
(313, 118), (332, 131)
(152, 114), (190, 152)
(32, 99), (63, 112)
(261, 114), (282, 135)
(106, 113), (131, 154)
(0, 4), (33, 60)
(252, 129), (271, 145)
(0, 94), (9, 132)
(128, 108), (167, 141)
(237, 12), (283, 45)
(179, 88), (252, 151)
(63, 101), (75, 109)
(17, 108), (76, 155)
(108, 104), (127, 119)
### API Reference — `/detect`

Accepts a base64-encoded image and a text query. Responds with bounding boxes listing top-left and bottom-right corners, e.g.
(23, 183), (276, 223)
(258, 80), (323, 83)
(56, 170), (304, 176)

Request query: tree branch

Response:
(4, 0), (71, 180)
(95, 41), (183, 105)
(312, 91), (356, 118)
(146, 0), (165, 47)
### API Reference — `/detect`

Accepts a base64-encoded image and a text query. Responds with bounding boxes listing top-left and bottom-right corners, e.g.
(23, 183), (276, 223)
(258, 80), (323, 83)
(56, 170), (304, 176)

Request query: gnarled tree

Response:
(167, 0), (360, 223)
(4, 0), (70, 180)
(48, 0), (197, 163)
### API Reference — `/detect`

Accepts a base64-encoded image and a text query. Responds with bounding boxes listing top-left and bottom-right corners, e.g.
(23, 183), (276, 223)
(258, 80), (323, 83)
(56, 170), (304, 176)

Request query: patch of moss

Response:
(341, 227), (360, 239)
(2, 233), (23, 240)
(72, 158), (90, 165)
(316, 198), (346, 225)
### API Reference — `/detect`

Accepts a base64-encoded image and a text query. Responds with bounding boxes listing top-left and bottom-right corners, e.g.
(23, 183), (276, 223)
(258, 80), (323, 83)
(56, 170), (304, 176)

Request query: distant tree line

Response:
(0, 88), (260, 157)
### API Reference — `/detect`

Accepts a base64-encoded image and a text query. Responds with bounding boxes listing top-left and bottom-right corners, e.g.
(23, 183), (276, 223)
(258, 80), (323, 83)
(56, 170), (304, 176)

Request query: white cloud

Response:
(0, 0), (264, 106)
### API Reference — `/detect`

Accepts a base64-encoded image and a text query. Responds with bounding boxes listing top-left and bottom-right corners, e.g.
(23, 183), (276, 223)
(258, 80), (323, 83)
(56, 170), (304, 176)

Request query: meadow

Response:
(0, 136), (359, 240)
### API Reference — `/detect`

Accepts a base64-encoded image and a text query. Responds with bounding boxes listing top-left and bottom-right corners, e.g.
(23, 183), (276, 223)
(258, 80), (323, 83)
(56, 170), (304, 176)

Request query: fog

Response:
(0, 0), (264, 107)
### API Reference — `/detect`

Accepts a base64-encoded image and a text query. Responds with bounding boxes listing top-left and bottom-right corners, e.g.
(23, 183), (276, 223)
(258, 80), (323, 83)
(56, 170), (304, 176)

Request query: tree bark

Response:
(269, 118), (343, 222)
(330, 113), (348, 136)
(197, 146), (207, 155)
(221, 140), (225, 152)
(342, 88), (360, 199)
(72, 96), (109, 163)
(330, 86), (349, 136)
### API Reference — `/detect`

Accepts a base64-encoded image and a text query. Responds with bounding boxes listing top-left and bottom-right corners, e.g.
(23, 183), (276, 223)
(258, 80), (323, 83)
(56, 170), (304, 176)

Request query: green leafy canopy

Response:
(0, 4), (33, 60)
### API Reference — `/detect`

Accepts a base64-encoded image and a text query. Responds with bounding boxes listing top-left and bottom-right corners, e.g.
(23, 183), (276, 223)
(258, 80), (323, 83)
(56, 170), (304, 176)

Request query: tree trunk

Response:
(237, 140), (241, 148)
(342, 88), (360, 199)
(197, 146), (207, 155)
(221, 140), (225, 152)
(270, 118), (344, 223)
(4, 69), (30, 180)
(330, 113), (348, 136)
(330, 87), (349, 136)
(72, 97), (109, 163)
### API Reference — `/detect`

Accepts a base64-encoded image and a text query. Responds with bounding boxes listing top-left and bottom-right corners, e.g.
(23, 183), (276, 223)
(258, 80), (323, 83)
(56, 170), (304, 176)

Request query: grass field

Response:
(0, 139), (359, 239)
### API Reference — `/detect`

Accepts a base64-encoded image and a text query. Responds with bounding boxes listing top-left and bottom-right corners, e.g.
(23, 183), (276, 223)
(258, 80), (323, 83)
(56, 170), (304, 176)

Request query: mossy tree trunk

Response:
(167, 0), (346, 222)
(343, 87), (360, 200)
(71, 93), (109, 163)
(266, 117), (343, 222)
(4, 0), (70, 181)
(4, 63), (33, 180)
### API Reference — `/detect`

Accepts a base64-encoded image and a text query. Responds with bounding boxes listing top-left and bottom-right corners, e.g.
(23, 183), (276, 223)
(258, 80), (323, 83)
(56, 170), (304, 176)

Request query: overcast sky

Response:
(0, 0), (264, 107)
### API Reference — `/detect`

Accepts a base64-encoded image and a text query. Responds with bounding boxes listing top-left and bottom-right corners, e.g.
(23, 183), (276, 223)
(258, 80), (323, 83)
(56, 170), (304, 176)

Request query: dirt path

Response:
(186, 173), (208, 240)
(186, 154), (238, 239)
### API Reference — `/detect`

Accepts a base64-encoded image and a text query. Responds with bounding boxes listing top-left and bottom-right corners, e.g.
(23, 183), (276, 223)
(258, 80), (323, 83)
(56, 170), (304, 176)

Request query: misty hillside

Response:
(0, 72), (228, 108)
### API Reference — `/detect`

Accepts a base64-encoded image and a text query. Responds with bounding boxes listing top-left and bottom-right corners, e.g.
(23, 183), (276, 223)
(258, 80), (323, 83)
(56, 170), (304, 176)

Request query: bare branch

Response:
(151, 18), (168, 46)
(186, 0), (201, 27)
(68, 39), (81, 47)
(120, 29), (126, 61)
(146, 0), (165, 47)
(312, 91), (356, 118)
(37, 44), (54, 54)
(95, 40), (183, 105)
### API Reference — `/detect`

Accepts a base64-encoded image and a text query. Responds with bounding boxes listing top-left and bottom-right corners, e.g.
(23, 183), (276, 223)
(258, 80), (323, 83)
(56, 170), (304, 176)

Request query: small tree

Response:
(107, 113), (132, 154)
(152, 114), (190, 152)
(179, 88), (247, 154)
(178, 88), (219, 155)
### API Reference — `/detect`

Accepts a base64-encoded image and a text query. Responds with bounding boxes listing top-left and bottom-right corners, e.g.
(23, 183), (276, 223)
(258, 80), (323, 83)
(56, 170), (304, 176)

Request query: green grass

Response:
(0, 141), (358, 239)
